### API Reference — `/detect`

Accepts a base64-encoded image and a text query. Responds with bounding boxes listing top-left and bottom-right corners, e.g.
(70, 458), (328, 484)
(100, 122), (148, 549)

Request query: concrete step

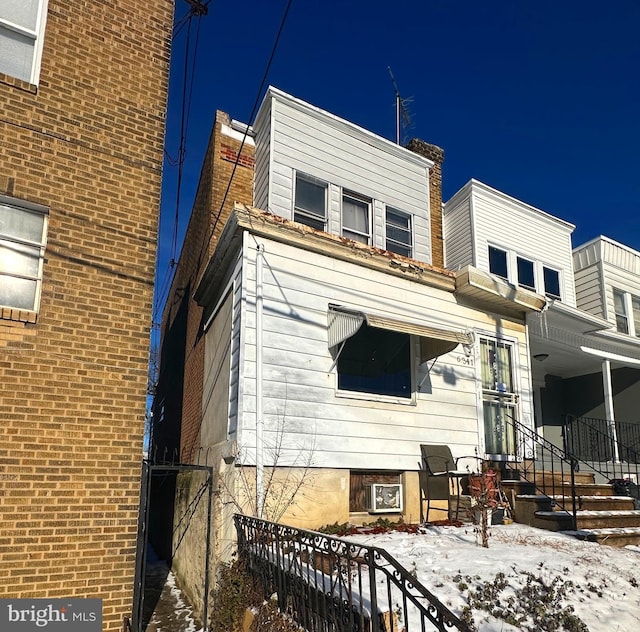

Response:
(502, 480), (614, 497)
(518, 494), (634, 512)
(534, 509), (640, 531)
(531, 471), (595, 486)
(577, 495), (636, 511)
(562, 527), (640, 547)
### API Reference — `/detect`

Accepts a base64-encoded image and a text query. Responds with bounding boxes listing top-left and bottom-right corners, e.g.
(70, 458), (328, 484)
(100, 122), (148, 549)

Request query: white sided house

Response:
(193, 88), (546, 532)
(444, 181), (640, 467)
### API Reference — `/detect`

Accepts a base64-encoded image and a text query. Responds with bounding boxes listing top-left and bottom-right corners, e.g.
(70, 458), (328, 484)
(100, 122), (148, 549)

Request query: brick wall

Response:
(0, 1), (172, 629)
(406, 139), (445, 268)
(155, 111), (254, 462)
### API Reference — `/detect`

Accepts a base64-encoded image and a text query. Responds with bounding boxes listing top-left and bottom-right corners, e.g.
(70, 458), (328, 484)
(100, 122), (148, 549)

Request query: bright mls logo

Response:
(1, 599), (101, 631)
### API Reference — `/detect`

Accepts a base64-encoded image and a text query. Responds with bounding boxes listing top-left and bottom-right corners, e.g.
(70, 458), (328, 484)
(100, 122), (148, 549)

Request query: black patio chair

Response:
(419, 444), (482, 522)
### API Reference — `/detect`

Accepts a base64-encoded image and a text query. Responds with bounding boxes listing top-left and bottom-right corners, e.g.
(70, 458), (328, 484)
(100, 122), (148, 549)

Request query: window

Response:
(543, 267), (561, 300)
(342, 192), (370, 244)
(385, 207), (412, 257)
(613, 289), (629, 334)
(516, 257), (535, 291)
(480, 337), (517, 455)
(0, 196), (48, 312)
(0, 0), (48, 84)
(294, 173), (327, 231)
(632, 296), (640, 338)
(337, 323), (411, 398)
(488, 246), (508, 280)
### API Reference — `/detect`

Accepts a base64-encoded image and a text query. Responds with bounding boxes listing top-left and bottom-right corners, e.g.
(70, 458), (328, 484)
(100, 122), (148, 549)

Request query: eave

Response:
(194, 204), (456, 308)
(455, 265), (547, 318)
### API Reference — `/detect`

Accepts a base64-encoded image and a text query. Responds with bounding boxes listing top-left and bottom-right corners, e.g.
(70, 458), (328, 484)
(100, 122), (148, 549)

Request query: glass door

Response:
(480, 337), (517, 456)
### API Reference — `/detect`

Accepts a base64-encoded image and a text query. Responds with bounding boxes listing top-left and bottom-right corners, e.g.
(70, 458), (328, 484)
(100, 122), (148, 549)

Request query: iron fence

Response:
(563, 415), (640, 502)
(234, 514), (471, 632)
(502, 412), (578, 530)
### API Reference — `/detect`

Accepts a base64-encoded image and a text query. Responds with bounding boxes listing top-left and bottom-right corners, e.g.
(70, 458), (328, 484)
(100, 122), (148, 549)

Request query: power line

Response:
(202, 0), (294, 267)
(180, 0), (295, 461)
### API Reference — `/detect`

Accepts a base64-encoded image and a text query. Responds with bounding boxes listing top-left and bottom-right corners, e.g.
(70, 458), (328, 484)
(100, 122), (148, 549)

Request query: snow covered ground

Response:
(143, 547), (202, 632)
(143, 523), (640, 631)
(346, 523), (640, 631)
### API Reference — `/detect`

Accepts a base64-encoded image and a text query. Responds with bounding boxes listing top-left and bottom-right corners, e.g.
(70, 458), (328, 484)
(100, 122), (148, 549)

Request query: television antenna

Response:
(388, 66), (413, 145)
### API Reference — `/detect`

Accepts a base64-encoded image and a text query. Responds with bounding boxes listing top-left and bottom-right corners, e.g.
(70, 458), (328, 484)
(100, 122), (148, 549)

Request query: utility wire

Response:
(201, 0), (294, 268)
(181, 0), (294, 461)
(153, 3), (205, 330)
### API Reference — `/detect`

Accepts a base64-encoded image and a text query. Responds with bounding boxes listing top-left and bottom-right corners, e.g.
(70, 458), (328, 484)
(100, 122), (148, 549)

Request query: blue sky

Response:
(156, 0), (640, 320)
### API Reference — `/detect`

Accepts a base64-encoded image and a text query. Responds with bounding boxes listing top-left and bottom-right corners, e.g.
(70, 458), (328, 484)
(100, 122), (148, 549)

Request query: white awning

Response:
(328, 306), (471, 362)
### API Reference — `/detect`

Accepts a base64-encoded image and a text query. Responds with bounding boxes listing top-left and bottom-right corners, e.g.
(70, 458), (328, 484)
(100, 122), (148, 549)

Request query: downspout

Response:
(602, 359), (620, 462)
(255, 243), (265, 517)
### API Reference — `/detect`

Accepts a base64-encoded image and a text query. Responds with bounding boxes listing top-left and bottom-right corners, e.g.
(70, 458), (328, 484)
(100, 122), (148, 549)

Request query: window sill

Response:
(1, 307), (38, 324)
(335, 389), (416, 406)
(0, 72), (38, 94)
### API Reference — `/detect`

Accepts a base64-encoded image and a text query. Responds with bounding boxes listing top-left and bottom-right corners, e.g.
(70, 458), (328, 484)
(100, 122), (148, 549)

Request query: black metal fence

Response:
(563, 415), (640, 465)
(234, 514), (471, 632)
(502, 412), (578, 530)
(563, 415), (640, 501)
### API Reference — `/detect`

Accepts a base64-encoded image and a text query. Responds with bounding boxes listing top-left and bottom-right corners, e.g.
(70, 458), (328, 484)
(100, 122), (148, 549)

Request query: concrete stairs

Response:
(500, 470), (640, 547)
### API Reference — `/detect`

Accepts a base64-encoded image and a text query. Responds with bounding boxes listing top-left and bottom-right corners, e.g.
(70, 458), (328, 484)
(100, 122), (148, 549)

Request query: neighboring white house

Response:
(444, 181), (640, 455)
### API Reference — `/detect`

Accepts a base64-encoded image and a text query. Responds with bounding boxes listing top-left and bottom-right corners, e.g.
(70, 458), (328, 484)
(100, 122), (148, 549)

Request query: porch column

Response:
(602, 359), (620, 462)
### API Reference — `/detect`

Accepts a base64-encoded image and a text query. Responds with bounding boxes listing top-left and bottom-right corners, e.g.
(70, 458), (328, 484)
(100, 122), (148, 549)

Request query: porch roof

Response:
(529, 302), (640, 378)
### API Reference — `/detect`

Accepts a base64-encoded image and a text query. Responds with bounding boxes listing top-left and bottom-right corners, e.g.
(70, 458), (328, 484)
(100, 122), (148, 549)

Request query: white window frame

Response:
(341, 191), (371, 244)
(542, 265), (561, 300)
(612, 288), (640, 337)
(516, 255), (536, 291)
(0, 0), (49, 85)
(488, 244), (509, 280)
(293, 171), (327, 231)
(385, 206), (412, 257)
(335, 324), (416, 405)
(0, 194), (49, 314)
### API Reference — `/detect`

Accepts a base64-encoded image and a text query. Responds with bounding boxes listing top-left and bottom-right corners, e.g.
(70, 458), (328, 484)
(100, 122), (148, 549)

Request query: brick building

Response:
(153, 111), (255, 462)
(0, 1), (173, 629)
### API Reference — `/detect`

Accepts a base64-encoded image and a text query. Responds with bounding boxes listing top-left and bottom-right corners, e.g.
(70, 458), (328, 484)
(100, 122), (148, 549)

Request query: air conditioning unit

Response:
(367, 483), (403, 514)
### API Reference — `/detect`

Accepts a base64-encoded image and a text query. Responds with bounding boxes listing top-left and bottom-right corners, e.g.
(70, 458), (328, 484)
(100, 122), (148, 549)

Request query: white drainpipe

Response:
(255, 243), (265, 517)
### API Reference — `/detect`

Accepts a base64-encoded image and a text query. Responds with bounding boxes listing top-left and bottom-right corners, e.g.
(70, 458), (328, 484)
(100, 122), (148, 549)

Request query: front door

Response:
(480, 337), (517, 456)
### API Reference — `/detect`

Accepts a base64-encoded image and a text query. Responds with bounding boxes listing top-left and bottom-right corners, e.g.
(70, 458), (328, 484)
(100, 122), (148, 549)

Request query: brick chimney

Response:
(405, 139), (445, 268)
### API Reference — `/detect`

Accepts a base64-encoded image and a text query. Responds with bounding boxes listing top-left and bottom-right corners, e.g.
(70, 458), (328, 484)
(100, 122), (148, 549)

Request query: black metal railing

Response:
(502, 412), (578, 530)
(234, 514), (471, 632)
(563, 415), (640, 502)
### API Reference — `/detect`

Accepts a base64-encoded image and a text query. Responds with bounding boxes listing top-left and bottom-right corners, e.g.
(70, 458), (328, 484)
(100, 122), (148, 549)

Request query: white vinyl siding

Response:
(574, 237), (640, 335)
(254, 90), (432, 264)
(201, 290), (234, 446)
(252, 97), (271, 211)
(232, 235), (533, 471)
(458, 181), (576, 305)
(442, 190), (474, 270)
(573, 261), (605, 319)
(0, 0), (48, 84)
